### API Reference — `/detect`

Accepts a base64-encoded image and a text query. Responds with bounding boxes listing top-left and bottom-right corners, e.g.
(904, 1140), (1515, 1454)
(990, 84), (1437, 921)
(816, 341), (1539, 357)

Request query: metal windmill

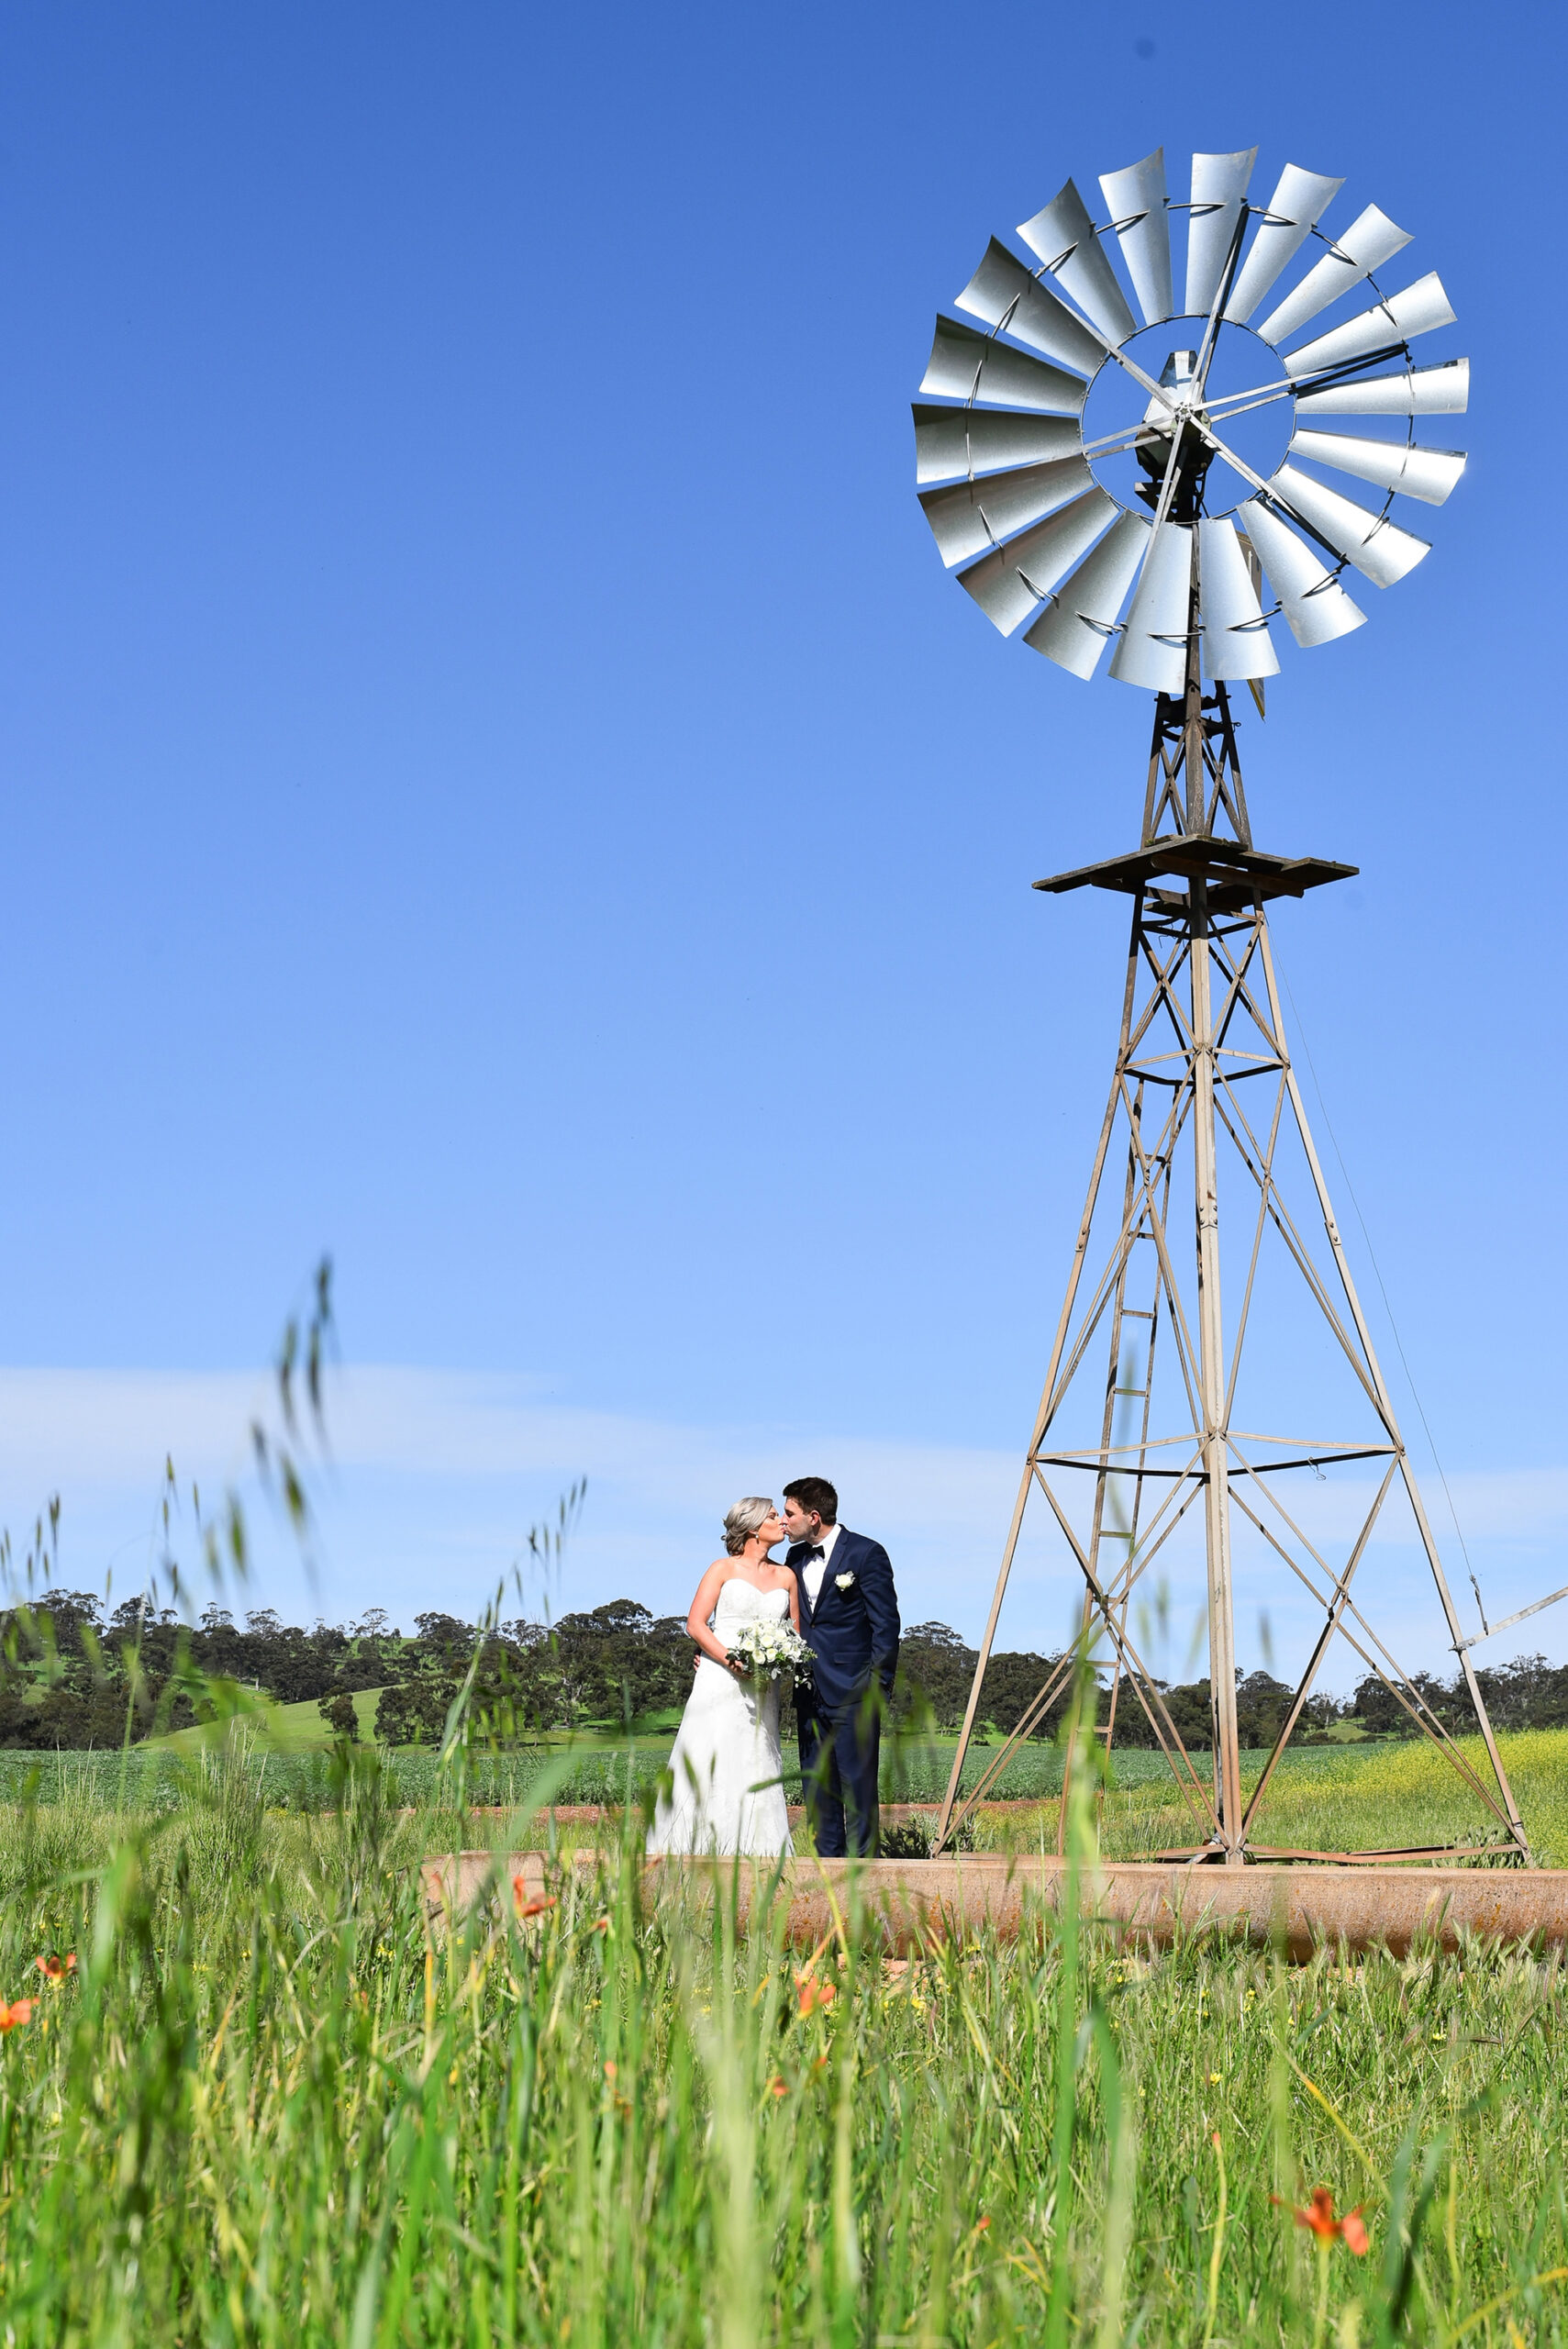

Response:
(917, 147), (1529, 1867)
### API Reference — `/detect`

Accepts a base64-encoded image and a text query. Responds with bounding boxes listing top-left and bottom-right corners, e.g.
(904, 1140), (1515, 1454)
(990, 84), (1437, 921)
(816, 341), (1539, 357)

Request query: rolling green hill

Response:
(150, 1687), (384, 1754)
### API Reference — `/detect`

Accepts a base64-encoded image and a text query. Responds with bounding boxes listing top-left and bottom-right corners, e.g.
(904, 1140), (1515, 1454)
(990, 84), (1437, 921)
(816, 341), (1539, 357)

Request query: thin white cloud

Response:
(0, 1364), (1562, 1680)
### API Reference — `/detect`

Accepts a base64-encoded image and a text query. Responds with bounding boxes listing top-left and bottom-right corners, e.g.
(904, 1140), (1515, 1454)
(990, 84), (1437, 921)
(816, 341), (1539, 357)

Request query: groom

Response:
(783, 1477), (900, 1857)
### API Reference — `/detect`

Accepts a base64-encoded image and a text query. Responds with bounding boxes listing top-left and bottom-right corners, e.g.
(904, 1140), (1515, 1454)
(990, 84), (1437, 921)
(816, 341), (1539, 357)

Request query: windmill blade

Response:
(1024, 512), (1150, 677)
(956, 487), (1118, 635)
(954, 239), (1104, 375)
(1235, 499), (1365, 647)
(1197, 519), (1279, 681)
(1256, 205), (1412, 346)
(920, 455), (1095, 567)
(913, 405), (1084, 485)
(1268, 461), (1430, 588)
(1099, 148), (1173, 326)
(1184, 149), (1257, 318)
(920, 317), (1087, 415)
(1290, 427), (1466, 508)
(1107, 520), (1192, 692)
(1284, 273), (1457, 377)
(1224, 164), (1344, 324)
(1294, 357), (1469, 418)
(1016, 179), (1137, 348)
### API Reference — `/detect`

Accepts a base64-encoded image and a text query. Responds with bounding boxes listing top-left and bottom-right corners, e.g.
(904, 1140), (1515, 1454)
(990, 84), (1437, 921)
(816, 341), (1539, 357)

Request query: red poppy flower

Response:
(795, 1972), (837, 2018)
(35, 1954), (76, 1983)
(1275, 2188), (1369, 2254)
(510, 1879), (557, 1920)
(0, 1999), (35, 2032)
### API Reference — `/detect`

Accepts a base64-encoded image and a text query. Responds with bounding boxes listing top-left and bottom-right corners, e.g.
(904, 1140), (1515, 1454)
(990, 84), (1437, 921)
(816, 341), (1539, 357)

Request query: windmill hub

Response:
(1134, 351), (1215, 521)
(1078, 317), (1296, 527)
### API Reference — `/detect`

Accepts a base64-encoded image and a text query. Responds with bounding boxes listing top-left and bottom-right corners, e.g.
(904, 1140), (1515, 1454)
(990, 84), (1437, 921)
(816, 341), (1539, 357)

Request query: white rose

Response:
(835, 1571), (855, 1589)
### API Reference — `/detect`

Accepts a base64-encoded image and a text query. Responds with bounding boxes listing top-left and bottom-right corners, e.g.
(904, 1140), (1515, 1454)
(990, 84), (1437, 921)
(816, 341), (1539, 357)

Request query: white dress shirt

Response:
(799, 1520), (842, 1609)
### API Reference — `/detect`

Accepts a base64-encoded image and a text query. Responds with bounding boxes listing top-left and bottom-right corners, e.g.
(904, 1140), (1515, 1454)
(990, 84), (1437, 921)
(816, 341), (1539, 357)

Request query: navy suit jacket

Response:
(789, 1527), (900, 1713)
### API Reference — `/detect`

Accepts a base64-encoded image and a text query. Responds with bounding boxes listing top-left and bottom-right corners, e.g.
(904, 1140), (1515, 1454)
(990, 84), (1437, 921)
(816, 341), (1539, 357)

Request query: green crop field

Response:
(0, 1731), (1566, 2342)
(0, 1731), (1419, 1820)
(2, 1727), (1566, 1861)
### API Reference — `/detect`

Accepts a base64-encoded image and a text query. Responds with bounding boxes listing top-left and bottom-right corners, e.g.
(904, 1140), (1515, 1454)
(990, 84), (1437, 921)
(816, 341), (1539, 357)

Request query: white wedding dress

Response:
(646, 1580), (795, 1857)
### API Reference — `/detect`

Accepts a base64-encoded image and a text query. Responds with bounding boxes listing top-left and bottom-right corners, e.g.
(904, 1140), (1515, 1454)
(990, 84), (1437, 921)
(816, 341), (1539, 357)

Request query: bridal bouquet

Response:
(727, 1618), (813, 1687)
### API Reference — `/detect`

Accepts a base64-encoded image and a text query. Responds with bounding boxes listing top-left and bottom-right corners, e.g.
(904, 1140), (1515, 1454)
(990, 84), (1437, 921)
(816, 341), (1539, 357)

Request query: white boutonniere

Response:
(835, 1571), (856, 1590)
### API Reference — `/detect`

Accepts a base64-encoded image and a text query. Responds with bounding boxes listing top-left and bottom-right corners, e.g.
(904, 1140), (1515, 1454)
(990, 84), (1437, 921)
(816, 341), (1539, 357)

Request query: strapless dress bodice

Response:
(712, 1579), (791, 1629)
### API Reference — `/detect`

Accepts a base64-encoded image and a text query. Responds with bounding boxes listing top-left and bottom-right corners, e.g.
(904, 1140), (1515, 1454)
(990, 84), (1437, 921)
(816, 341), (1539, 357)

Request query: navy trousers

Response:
(797, 1681), (882, 1857)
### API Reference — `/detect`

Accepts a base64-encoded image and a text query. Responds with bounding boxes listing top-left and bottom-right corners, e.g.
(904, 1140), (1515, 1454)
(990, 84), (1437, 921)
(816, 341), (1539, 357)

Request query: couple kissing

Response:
(645, 1477), (900, 1859)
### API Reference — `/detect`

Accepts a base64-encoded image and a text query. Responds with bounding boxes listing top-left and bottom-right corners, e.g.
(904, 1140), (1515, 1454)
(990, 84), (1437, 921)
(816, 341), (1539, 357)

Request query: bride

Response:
(646, 1497), (797, 1857)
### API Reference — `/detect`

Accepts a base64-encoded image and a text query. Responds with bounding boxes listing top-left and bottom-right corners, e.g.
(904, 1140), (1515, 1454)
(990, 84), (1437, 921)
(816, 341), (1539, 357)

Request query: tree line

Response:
(886, 1625), (1568, 1750)
(0, 1592), (393, 1749)
(1, 1587), (1564, 1751)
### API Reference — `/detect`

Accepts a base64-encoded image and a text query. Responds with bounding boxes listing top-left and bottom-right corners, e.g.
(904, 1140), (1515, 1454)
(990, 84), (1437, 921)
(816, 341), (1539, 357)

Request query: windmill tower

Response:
(916, 148), (1527, 1866)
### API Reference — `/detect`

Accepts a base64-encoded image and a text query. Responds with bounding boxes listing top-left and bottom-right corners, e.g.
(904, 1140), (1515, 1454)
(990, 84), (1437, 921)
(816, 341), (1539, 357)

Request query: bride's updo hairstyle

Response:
(723, 1497), (776, 1555)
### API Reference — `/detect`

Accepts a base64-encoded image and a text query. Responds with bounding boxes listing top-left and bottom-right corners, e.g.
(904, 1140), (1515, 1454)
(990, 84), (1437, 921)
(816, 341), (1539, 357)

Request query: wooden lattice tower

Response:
(932, 644), (1526, 1862)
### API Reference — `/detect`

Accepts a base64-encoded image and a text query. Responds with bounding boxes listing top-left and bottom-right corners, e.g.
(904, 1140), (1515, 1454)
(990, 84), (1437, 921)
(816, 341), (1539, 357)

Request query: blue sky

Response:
(0, 3), (1563, 1687)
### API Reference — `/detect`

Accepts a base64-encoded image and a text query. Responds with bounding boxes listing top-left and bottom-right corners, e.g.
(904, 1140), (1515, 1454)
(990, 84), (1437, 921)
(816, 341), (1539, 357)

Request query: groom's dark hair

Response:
(784, 1476), (839, 1525)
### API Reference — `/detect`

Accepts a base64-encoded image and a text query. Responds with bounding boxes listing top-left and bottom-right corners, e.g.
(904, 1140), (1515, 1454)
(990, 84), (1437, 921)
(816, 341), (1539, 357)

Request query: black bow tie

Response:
(803, 1544), (825, 1562)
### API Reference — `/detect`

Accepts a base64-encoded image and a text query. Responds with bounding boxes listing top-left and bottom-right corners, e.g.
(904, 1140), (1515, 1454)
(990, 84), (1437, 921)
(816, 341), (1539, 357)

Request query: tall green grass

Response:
(0, 1745), (1565, 2343)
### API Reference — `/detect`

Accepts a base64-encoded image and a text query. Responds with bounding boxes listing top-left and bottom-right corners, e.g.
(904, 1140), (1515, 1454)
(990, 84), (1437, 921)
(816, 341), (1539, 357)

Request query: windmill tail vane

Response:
(916, 150), (1543, 1868)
